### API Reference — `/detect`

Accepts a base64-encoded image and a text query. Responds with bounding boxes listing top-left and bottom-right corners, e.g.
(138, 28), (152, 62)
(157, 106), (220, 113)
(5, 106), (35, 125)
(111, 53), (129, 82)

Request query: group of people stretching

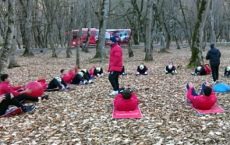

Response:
(0, 36), (228, 117)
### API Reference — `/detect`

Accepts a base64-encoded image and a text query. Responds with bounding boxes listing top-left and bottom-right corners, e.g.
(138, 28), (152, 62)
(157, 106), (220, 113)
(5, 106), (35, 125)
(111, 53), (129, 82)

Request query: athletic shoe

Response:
(22, 104), (35, 113)
(212, 81), (216, 84)
(41, 95), (49, 100)
(109, 91), (118, 96)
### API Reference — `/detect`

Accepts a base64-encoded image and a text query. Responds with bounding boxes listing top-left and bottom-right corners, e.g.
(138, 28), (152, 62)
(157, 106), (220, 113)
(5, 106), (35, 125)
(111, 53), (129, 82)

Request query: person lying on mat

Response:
(93, 67), (104, 77)
(136, 64), (148, 75)
(0, 74), (49, 102)
(47, 76), (70, 91)
(186, 82), (217, 110)
(165, 62), (177, 75)
(61, 66), (78, 84)
(80, 69), (94, 80)
(114, 88), (138, 111)
(224, 66), (230, 77)
(70, 72), (92, 85)
(0, 93), (35, 116)
(191, 61), (211, 76)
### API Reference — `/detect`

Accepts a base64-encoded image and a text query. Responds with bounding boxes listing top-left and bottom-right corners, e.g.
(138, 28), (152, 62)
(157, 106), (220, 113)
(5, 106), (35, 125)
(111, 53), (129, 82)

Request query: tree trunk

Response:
(188, 0), (211, 67)
(49, 25), (57, 58)
(8, 39), (20, 68)
(83, 0), (91, 53)
(93, 0), (109, 59)
(210, 0), (216, 45)
(144, 0), (153, 61)
(76, 28), (82, 68)
(22, 0), (34, 57)
(66, 0), (74, 58)
(128, 34), (134, 57)
(0, 0), (15, 74)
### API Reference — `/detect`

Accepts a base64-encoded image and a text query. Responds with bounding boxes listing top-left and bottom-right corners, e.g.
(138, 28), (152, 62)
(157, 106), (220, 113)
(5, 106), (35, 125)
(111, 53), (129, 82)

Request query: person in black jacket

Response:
(224, 66), (230, 77)
(206, 44), (221, 83)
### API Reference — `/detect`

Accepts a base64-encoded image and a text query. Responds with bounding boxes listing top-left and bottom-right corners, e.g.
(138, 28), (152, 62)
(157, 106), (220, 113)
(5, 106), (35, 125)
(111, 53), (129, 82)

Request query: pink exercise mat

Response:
(113, 106), (142, 119)
(0, 108), (22, 118)
(191, 104), (225, 115)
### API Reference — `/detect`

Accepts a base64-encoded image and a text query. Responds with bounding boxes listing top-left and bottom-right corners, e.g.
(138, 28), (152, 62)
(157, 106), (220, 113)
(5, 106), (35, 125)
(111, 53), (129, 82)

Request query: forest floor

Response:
(1, 44), (230, 144)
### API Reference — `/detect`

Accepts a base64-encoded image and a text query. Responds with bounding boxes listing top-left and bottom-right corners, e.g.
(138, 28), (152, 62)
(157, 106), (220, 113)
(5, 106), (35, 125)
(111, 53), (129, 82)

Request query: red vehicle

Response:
(66, 28), (131, 47)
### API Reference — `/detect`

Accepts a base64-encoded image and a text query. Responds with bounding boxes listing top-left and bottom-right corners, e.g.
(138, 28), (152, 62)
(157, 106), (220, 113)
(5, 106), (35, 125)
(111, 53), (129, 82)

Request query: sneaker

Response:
(109, 91), (118, 96)
(22, 104), (35, 113)
(41, 95), (49, 100)
(212, 81), (216, 84)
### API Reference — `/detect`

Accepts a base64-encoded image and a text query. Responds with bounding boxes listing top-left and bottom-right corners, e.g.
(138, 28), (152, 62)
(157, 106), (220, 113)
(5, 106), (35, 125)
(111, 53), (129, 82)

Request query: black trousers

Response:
(0, 93), (23, 116)
(108, 71), (120, 91)
(16, 94), (39, 102)
(71, 74), (84, 84)
(48, 78), (67, 89)
(211, 65), (219, 81)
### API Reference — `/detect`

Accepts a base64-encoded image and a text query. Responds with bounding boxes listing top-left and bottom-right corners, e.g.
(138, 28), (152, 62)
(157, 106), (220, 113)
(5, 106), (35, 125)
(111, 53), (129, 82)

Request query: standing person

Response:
(206, 44), (221, 84)
(108, 36), (123, 96)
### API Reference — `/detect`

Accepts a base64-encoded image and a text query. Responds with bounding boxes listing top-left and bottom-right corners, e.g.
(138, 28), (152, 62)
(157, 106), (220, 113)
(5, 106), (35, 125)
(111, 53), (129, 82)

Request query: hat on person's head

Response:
(210, 44), (214, 48)
(139, 65), (144, 70)
(78, 72), (84, 77)
(197, 66), (202, 71)
(227, 67), (230, 71)
(96, 67), (101, 71)
(168, 65), (173, 69)
(110, 35), (117, 43)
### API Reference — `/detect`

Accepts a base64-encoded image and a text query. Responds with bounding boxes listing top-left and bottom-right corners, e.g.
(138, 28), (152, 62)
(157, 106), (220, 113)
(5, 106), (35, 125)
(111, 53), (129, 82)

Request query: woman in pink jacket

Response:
(186, 82), (217, 110)
(108, 36), (123, 96)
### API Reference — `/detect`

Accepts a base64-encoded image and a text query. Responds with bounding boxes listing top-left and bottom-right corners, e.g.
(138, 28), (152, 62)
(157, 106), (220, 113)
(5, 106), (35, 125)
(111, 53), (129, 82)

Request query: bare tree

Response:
(94, 0), (109, 59)
(144, 0), (153, 61)
(0, 0), (15, 74)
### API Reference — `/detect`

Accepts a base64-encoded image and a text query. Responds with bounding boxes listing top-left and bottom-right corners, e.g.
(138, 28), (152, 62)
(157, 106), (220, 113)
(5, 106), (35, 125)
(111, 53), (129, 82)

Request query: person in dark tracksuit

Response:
(47, 77), (70, 90)
(224, 67), (230, 77)
(206, 44), (221, 84)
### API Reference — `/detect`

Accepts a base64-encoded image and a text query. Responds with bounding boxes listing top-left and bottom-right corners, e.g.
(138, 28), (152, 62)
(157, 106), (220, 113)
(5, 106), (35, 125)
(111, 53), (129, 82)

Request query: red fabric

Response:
(37, 78), (47, 89)
(187, 88), (217, 110)
(90, 66), (96, 76)
(114, 93), (138, 111)
(62, 69), (78, 84)
(108, 44), (123, 72)
(205, 65), (211, 74)
(0, 81), (21, 97)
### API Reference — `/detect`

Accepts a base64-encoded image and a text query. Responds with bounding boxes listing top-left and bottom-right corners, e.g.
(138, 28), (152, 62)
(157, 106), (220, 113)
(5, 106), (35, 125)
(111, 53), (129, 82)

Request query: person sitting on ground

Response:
(224, 66), (230, 78)
(93, 67), (104, 77)
(165, 62), (177, 75)
(191, 61), (211, 76)
(119, 66), (127, 76)
(0, 93), (35, 116)
(47, 76), (70, 91)
(136, 64), (148, 75)
(186, 82), (217, 110)
(0, 74), (48, 102)
(114, 88), (138, 111)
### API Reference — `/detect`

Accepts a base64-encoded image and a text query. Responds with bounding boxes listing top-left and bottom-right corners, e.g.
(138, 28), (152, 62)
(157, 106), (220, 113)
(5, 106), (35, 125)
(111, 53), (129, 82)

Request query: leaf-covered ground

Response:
(1, 45), (230, 144)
